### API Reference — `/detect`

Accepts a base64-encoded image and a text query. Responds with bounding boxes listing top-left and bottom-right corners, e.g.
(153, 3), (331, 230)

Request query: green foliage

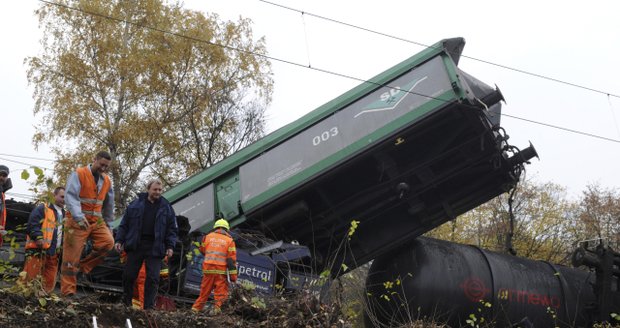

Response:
(464, 300), (493, 328)
(250, 296), (266, 309)
(18, 166), (55, 203)
(348, 219), (360, 240)
(0, 233), (23, 280)
(319, 269), (331, 285)
(239, 280), (256, 291)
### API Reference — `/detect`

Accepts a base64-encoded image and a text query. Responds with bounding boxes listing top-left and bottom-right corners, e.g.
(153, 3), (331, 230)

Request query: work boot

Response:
(63, 293), (80, 302)
(208, 307), (221, 315)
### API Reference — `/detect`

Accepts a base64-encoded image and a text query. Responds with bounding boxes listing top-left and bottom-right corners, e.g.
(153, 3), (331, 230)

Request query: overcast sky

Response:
(1, 0), (619, 202)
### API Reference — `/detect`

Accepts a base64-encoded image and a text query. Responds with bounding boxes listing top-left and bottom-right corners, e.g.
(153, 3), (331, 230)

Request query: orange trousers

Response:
(191, 274), (229, 311)
(21, 252), (59, 293)
(60, 217), (114, 296)
(132, 264), (146, 309)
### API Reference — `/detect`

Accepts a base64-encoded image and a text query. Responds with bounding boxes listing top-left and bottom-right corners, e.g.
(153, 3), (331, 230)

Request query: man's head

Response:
(146, 179), (163, 202)
(91, 151), (112, 174)
(53, 186), (65, 207)
(0, 165), (9, 185)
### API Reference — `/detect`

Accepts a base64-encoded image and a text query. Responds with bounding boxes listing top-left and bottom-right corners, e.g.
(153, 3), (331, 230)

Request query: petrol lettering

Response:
(238, 264), (273, 282)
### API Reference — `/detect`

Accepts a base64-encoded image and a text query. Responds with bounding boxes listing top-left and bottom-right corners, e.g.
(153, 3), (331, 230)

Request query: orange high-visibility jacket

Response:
(25, 205), (57, 250)
(200, 229), (237, 277)
(67, 166), (111, 223)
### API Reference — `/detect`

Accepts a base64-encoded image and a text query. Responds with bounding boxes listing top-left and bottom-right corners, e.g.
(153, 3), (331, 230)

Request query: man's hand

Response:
(35, 239), (44, 248)
(77, 219), (90, 230)
(166, 248), (173, 258)
(114, 242), (123, 253)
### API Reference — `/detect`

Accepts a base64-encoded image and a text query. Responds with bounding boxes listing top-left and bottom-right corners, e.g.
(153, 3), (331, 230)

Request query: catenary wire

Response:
(5, 192), (39, 200)
(34, 0), (620, 145)
(258, 0), (620, 100)
(0, 153), (55, 162)
(33, 1), (469, 104)
(502, 114), (620, 144)
(0, 157), (53, 171)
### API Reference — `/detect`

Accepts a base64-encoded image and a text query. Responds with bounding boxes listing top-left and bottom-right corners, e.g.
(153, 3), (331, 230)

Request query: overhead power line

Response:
(35, 1), (454, 103)
(502, 114), (620, 144)
(35, 0), (620, 145)
(0, 156), (53, 171)
(0, 153), (55, 162)
(5, 192), (38, 200)
(259, 0), (620, 100)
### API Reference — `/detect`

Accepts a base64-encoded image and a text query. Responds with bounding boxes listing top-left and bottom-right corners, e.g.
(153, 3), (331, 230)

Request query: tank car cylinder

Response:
(365, 237), (595, 328)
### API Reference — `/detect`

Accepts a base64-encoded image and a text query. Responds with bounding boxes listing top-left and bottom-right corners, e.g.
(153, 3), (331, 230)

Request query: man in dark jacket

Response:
(114, 179), (177, 310)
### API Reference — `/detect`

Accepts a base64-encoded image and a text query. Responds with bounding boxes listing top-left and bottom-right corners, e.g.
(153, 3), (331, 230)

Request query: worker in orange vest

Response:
(0, 164), (12, 246)
(191, 218), (237, 313)
(61, 151), (115, 297)
(21, 187), (65, 293)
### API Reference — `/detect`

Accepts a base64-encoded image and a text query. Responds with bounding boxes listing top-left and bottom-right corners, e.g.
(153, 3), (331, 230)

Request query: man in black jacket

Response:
(114, 179), (177, 310)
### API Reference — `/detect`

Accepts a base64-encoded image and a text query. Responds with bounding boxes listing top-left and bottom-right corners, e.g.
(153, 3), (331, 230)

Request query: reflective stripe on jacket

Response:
(66, 166), (111, 223)
(200, 229), (237, 276)
(25, 204), (58, 250)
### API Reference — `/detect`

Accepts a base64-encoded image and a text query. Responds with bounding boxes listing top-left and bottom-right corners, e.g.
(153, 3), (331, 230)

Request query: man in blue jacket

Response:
(114, 179), (177, 310)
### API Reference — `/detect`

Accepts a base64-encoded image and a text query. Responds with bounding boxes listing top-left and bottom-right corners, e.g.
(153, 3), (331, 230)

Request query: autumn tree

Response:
(426, 180), (578, 264)
(26, 0), (273, 213)
(574, 183), (620, 249)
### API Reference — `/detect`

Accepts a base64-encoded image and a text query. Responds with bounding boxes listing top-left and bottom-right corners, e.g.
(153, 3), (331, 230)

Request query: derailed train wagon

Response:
(163, 37), (537, 275)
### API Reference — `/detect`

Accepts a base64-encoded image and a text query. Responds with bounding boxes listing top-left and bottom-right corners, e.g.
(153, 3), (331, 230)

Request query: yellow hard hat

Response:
(213, 218), (230, 230)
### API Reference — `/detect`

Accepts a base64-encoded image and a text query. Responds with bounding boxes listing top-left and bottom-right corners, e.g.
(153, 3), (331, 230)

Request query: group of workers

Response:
(1, 150), (238, 313)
